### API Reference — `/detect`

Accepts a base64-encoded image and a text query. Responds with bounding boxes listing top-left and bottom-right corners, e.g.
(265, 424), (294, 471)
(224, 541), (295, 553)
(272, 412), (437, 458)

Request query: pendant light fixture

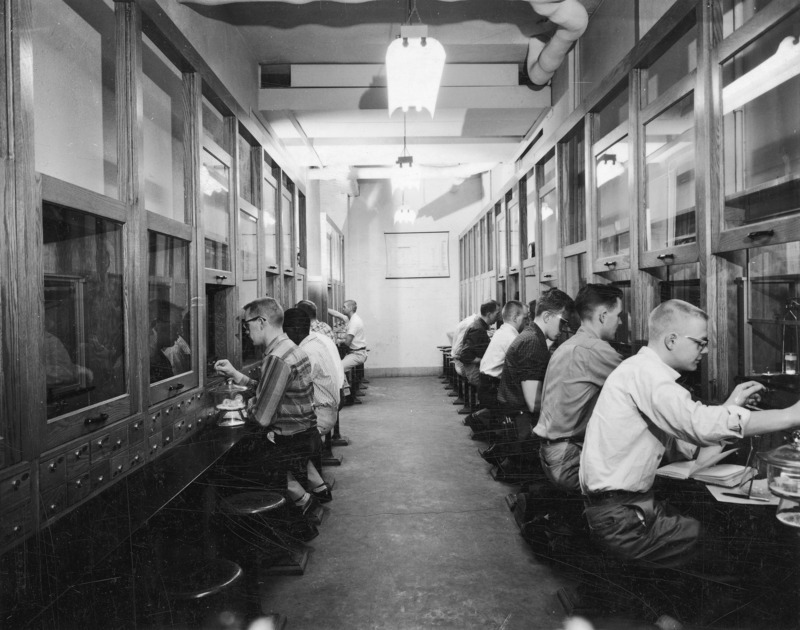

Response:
(391, 113), (421, 192)
(386, 0), (446, 118)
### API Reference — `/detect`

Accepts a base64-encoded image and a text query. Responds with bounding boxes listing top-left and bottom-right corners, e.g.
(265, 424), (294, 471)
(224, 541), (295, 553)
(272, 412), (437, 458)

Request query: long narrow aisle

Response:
(260, 376), (572, 629)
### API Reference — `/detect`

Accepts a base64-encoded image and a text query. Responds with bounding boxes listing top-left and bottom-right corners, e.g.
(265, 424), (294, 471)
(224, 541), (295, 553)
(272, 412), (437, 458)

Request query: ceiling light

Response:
(394, 204), (417, 224)
(391, 113), (421, 192)
(596, 153), (625, 188)
(386, 3), (446, 119)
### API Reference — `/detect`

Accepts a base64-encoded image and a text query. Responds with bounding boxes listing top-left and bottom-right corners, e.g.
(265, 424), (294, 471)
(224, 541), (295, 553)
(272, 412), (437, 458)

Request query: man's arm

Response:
(328, 308), (348, 322)
(521, 379), (542, 414)
(343, 333), (354, 347)
(744, 400), (800, 436)
(459, 327), (489, 364)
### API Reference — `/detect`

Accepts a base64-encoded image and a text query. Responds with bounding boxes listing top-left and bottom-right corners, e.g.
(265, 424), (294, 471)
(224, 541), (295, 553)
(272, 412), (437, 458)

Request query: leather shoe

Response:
(479, 445), (503, 466)
(311, 483), (333, 503)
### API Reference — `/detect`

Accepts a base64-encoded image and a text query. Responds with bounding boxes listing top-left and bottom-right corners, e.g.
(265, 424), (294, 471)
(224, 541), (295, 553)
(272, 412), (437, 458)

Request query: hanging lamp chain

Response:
(405, 0), (422, 25)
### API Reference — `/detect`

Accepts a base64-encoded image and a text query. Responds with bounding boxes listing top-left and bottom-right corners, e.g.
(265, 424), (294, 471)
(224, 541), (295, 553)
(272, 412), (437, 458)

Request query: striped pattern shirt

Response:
(311, 319), (336, 343)
(249, 334), (316, 434)
(300, 332), (341, 408)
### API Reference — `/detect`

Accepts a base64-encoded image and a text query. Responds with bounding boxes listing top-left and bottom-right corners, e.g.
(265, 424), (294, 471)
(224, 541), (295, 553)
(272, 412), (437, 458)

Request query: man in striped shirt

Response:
(214, 297), (319, 513)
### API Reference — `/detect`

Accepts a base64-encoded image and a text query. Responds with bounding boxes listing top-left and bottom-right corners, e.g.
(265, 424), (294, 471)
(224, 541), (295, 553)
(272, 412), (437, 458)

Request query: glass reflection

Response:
(203, 149), (231, 270)
(596, 137), (630, 258)
(148, 232), (192, 384)
(43, 202), (125, 419)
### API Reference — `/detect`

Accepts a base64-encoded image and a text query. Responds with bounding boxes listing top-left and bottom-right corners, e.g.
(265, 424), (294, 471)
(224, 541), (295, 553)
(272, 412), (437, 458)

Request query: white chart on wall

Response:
(384, 232), (450, 279)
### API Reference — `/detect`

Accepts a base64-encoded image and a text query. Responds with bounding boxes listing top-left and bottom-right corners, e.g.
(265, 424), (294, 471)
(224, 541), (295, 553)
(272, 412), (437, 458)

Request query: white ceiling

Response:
(182, 0), (603, 186)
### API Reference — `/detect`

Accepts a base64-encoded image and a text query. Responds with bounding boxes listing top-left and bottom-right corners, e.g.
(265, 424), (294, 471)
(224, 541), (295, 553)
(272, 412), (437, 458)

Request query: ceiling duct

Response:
(524, 0), (589, 85)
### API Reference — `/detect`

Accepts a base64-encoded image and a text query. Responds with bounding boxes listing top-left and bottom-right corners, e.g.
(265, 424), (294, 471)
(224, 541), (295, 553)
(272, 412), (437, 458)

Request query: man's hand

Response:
(214, 359), (242, 383)
(725, 381), (764, 408)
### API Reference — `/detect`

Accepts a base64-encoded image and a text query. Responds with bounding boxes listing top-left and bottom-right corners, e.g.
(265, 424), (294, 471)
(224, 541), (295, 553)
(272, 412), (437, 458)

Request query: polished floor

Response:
(259, 376), (572, 630)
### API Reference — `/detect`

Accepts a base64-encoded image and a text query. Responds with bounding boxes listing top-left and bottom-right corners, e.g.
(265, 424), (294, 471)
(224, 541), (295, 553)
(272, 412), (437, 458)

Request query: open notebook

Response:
(656, 446), (755, 488)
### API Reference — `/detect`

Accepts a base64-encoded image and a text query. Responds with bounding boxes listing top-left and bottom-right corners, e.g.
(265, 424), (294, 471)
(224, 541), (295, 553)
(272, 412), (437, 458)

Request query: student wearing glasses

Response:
(580, 299), (800, 568)
(484, 289), (574, 477)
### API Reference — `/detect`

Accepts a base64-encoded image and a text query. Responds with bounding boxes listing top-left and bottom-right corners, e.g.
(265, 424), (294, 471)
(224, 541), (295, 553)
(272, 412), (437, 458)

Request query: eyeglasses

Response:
(556, 315), (572, 332)
(682, 335), (709, 351)
(242, 315), (264, 335)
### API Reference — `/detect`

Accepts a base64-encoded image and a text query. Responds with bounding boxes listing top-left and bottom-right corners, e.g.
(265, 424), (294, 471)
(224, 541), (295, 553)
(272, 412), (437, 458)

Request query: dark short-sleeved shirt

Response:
(249, 334), (317, 435)
(459, 318), (491, 364)
(497, 322), (550, 412)
(534, 326), (623, 440)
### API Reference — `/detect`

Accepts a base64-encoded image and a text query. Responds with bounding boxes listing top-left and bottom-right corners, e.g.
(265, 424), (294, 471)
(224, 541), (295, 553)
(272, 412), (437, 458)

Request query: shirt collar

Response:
(638, 345), (680, 380)
(498, 322), (519, 336)
(263, 332), (290, 356)
(574, 325), (600, 340)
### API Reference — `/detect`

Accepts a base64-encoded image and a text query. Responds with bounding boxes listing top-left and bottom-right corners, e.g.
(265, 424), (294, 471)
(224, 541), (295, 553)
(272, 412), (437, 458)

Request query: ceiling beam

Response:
(259, 85), (550, 111)
(287, 63), (521, 88)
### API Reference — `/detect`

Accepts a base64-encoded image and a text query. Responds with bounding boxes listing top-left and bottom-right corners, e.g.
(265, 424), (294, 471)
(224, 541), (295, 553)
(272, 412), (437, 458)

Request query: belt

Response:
(583, 490), (649, 506)
(543, 436), (581, 445)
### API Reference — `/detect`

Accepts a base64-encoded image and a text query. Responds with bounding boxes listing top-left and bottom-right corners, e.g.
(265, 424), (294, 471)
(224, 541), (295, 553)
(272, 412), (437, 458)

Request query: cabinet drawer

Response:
(129, 446), (145, 471)
(90, 432), (112, 464)
(128, 418), (145, 445)
(161, 422), (175, 450)
(90, 460), (111, 492)
(147, 432), (161, 460)
(172, 417), (187, 441)
(0, 502), (31, 546)
(108, 425), (127, 456)
(67, 472), (91, 505)
(66, 443), (90, 478)
(147, 411), (162, 436)
(40, 485), (67, 522)
(110, 452), (128, 481)
(39, 454), (66, 492)
(0, 469), (31, 508)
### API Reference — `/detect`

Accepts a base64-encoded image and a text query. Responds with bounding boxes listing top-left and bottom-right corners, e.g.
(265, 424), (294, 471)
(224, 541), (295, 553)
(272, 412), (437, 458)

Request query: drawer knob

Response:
(74, 449), (82, 459)
(96, 439), (106, 448)
(116, 464), (123, 472)
(113, 439), (123, 450)
(97, 475), (104, 483)
(49, 503), (57, 511)
(75, 478), (83, 487)
(11, 479), (20, 490)
(12, 525), (21, 534)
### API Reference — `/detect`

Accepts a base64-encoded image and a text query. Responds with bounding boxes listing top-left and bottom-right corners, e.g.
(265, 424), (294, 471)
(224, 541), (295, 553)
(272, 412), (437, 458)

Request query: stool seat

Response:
(164, 558), (243, 601)
(219, 491), (286, 515)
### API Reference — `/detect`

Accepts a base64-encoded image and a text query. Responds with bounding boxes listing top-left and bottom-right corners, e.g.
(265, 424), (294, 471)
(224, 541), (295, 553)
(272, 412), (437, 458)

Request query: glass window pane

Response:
(44, 202), (125, 419)
(562, 127), (586, 246)
(540, 188), (558, 273)
(524, 171), (536, 259)
(202, 148), (231, 270)
(239, 209), (259, 364)
(496, 209), (507, 272)
(596, 137), (630, 258)
(644, 93), (696, 250)
(263, 175), (279, 270)
(579, 0), (635, 96)
(143, 35), (186, 222)
(565, 253), (587, 298)
(148, 232), (192, 384)
(206, 286), (229, 377)
(722, 0), (777, 38)
(593, 85), (629, 142)
(644, 25), (697, 106)
(32, 0), (117, 197)
(722, 13), (800, 228)
(638, 0), (678, 40)
(202, 97), (226, 149)
(486, 211), (494, 272)
(282, 191), (294, 271)
(508, 192), (520, 265)
(610, 281), (632, 356)
(238, 135), (254, 205)
(746, 243), (800, 375)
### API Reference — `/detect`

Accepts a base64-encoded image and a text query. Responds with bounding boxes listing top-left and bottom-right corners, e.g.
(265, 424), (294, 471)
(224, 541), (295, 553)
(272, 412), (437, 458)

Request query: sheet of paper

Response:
(705, 481), (779, 505)
(693, 445), (737, 473)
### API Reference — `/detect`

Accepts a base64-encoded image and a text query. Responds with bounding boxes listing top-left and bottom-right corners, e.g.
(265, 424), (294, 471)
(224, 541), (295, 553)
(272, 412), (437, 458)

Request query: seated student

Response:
(283, 307), (342, 503)
(450, 310), (480, 377)
(478, 300), (528, 410)
(535, 284), (624, 494)
(296, 299), (337, 343)
(579, 299), (800, 568)
(485, 289), (574, 473)
(457, 300), (501, 390)
(214, 297), (321, 517)
(329, 299), (367, 370)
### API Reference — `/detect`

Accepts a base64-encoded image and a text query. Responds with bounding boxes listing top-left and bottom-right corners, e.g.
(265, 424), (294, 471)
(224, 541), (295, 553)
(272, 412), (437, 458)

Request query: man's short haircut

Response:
(296, 299), (318, 320)
(283, 307), (311, 344)
(648, 299), (708, 339)
(501, 300), (525, 321)
(535, 288), (574, 317)
(344, 299), (357, 311)
(575, 284), (624, 321)
(479, 299), (500, 317)
(243, 297), (283, 327)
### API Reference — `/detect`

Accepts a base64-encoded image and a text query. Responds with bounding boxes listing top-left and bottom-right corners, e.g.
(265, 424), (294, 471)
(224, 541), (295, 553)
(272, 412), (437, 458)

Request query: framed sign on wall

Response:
(385, 231), (450, 279)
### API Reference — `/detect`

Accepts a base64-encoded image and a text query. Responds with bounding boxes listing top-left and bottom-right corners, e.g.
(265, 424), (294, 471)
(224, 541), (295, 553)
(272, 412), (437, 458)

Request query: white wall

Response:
(342, 177), (485, 374)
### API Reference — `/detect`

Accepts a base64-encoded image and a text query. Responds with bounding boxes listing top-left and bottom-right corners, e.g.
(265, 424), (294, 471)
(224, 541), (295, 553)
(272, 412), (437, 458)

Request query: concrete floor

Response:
(259, 376), (572, 630)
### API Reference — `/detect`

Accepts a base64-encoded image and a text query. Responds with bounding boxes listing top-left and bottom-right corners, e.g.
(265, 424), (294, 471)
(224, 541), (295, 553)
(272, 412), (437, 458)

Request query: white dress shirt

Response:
(300, 332), (342, 408)
(345, 312), (367, 350)
(579, 346), (750, 494)
(479, 322), (520, 378)
(450, 314), (477, 360)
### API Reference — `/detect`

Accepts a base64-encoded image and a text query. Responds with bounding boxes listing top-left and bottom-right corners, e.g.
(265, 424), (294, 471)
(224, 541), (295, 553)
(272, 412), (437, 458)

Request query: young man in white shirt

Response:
(478, 300), (528, 410)
(330, 299), (368, 370)
(580, 299), (800, 567)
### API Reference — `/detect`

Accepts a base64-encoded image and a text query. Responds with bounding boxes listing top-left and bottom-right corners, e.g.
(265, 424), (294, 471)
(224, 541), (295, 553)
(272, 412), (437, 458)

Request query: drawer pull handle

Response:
(747, 229), (774, 240)
(168, 383), (185, 392)
(215, 274), (228, 281)
(656, 253), (674, 261)
(116, 464), (123, 472)
(113, 439), (123, 450)
(603, 261), (616, 268)
(74, 449), (83, 459)
(49, 503), (57, 511)
(84, 413), (109, 426)
(49, 462), (58, 472)
(12, 525), (21, 533)
(542, 273), (552, 279)
(75, 478), (82, 487)
(11, 479), (20, 490)
(96, 438), (107, 448)
(97, 475), (104, 483)
(164, 436), (171, 444)
(133, 422), (141, 430)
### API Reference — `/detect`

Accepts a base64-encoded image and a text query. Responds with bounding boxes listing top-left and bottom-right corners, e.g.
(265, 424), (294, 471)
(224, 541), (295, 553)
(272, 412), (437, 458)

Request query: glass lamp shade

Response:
(390, 163), (421, 192)
(386, 35), (446, 117)
(763, 430), (800, 528)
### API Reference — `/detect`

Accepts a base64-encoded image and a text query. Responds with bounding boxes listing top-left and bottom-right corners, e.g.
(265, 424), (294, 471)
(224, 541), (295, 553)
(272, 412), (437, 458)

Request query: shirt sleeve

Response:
(250, 355), (292, 427)
(635, 374), (750, 446)
(518, 335), (549, 382)
(459, 326), (490, 363)
(583, 342), (624, 386)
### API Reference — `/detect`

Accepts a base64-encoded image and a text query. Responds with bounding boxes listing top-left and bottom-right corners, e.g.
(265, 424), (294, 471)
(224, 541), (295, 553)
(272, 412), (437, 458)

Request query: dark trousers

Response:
(478, 373), (500, 410)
